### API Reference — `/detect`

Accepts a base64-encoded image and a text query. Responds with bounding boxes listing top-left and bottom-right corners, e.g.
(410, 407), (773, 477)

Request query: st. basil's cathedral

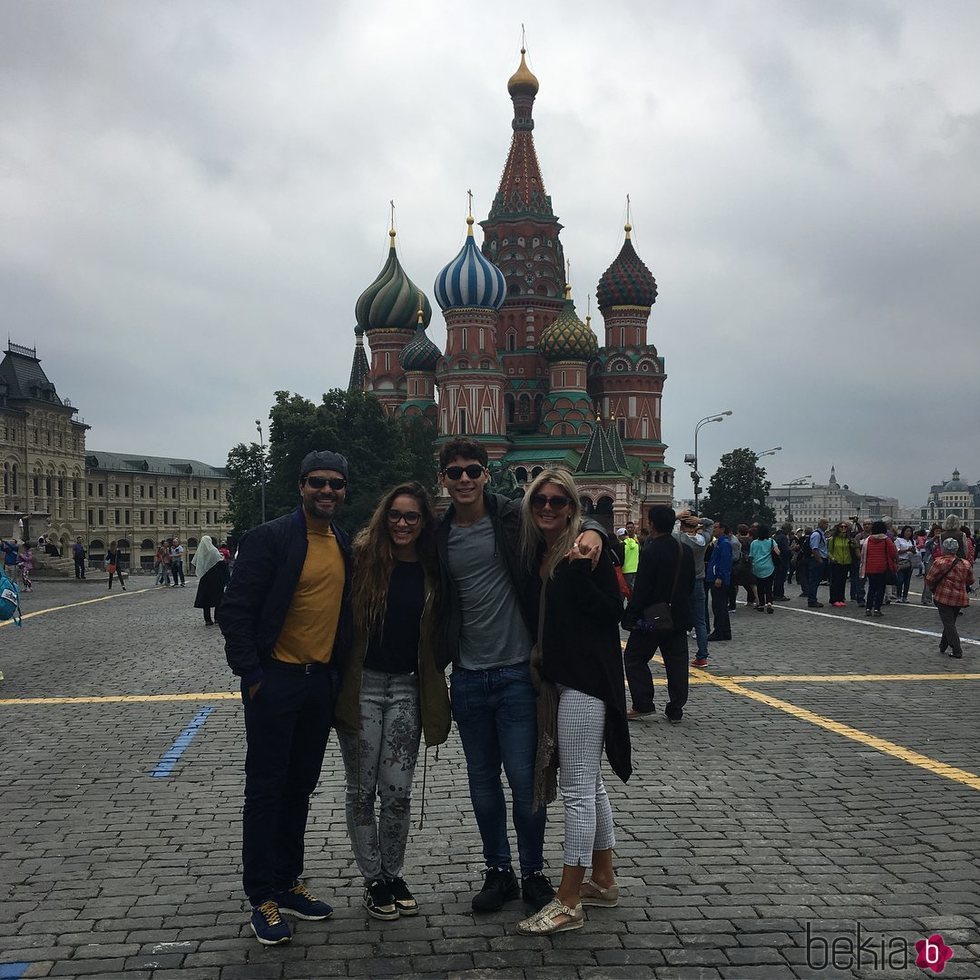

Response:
(347, 49), (675, 528)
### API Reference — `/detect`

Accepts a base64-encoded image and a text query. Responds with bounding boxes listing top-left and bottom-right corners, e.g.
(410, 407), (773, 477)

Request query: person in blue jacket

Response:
(705, 521), (733, 646)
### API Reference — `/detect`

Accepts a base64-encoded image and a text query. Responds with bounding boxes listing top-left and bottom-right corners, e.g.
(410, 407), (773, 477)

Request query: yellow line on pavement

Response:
(0, 692), (238, 706)
(728, 673), (980, 683)
(0, 588), (153, 626)
(705, 674), (980, 792)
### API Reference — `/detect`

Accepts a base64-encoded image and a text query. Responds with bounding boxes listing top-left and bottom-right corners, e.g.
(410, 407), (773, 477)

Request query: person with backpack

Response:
(806, 518), (829, 608)
(925, 539), (974, 658)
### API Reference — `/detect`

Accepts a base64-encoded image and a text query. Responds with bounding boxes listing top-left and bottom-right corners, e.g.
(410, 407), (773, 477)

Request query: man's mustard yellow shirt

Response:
(273, 520), (345, 665)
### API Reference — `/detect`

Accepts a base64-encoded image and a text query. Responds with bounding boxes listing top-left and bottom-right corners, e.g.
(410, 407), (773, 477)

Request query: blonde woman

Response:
(515, 469), (632, 936)
(334, 482), (450, 921)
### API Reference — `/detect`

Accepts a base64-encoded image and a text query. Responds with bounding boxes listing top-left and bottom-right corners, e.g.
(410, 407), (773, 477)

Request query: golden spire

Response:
(389, 199), (397, 247)
(564, 258), (571, 299)
(466, 188), (475, 236)
(625, 194), (632, 239)
(507, 32), (539, 97)
(416, 291), (425, 325)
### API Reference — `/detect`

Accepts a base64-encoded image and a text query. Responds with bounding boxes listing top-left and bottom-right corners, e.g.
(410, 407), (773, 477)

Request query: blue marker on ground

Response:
(151, 706), (216, 778)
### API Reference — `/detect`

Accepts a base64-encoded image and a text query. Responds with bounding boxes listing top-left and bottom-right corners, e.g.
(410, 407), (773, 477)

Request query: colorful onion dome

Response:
(539, 288), (598, 362)
(399, 310), (442, 372)
(508, 47), (539, 98)
(434, 216), (507, 311)
(596, 224), (658, 311)
(355, 229), (432, 332)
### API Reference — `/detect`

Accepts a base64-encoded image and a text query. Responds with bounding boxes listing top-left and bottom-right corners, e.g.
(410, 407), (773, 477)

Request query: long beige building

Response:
(0, 342), (230, 569)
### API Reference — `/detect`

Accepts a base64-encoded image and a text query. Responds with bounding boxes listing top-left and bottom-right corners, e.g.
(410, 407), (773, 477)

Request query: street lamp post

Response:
(255, 420), (266, 525)
(755, 446), (782, 460)
(785, 475), (812, 525)
(692, 411), (733, 515)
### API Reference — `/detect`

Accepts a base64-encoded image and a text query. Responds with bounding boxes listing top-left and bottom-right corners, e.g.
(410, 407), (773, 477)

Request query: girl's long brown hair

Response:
(351, 481), (438, 639)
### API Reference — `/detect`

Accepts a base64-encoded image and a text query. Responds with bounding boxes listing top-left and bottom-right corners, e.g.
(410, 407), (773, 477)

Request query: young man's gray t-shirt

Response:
(447, 515), (532, 669)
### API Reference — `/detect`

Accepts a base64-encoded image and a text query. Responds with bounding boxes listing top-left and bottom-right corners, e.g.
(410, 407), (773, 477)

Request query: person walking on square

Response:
(17, 544), (34, 593)
(106, 541), (126, 591)
(623, 506), (695, 722)
(925, 539), (974, 658)
(155, 540), (172, 586)
(827, 523), (855, 608)
(335, 482), (450, 922)
(72, 537), (86, 580)
(217, 450), (353, 945)
(894, 525), (916, 603)
(749, 525), (779, 613)
(435, 439), (604, 915)
(170, 537), (186, 587)
(705, 521), (733, 645)
(772, 523), (791, 601)
(192, 535), (230, 626)
(515, 469), (631, 936)
(674, 512), (709, 667)
(807, 518), (829, 607)
(860, 520), (897, 617)
(622, 523), (639, 591)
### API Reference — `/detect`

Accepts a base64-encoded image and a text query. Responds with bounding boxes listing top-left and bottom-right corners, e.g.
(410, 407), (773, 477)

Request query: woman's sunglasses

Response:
(530, 493), (571, 512)
(305, 476), (347, 491)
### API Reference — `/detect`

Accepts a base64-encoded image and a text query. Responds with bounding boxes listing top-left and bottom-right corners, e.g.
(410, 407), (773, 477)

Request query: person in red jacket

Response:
(925, 538), (974, 658)
(860, 520), (897, 617)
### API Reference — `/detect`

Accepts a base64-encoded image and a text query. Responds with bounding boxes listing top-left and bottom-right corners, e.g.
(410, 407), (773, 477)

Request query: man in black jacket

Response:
(622, 506), (695, 724)
(436, 440), (605, 916)
(218, 450), (353, 946)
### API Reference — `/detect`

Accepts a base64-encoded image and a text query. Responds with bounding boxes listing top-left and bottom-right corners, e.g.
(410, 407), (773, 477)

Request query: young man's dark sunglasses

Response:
(305, 476), (347, 491)
(530, 493), (571, 511)
(443, 464), (484, 480)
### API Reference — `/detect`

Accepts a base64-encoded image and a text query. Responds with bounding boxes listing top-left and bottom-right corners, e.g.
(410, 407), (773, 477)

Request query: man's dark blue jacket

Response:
(217, 507), (353, 688)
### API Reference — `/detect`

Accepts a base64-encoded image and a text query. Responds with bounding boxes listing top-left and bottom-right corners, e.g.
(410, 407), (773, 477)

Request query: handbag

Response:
(614, 565), (632, 599)
(640, 538), (683, 633)
(107, 563), (117, 574)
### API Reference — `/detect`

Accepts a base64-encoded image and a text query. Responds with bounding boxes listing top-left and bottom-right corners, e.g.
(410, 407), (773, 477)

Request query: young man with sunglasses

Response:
(435, 439), (606, 915)
(218, 450), (354, 945)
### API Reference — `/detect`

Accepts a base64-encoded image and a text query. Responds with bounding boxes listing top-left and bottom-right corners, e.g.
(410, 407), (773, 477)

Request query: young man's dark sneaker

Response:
(363, 879), (399, 920)
(386, 876), (418, 916)
(275, 881), (333, 920)
(250, 900), (291, 945)
(472, 866), (520, 912)
(808, 601), (824, 608)
(626, 708), (656, 721)
(521, 871), (555, 912)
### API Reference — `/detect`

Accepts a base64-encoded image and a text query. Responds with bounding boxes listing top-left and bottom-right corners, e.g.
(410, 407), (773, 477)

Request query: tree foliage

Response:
(224, 442), (267, 540)
(702, 448), (776, 530)
(224, 389), (438, 538)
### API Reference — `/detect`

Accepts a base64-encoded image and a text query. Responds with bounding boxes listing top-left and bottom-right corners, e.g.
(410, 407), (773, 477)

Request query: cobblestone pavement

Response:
(1, 575), (979, 980)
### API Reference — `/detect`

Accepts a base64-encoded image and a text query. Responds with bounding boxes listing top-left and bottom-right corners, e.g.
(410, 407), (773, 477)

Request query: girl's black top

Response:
(364, 559), (425, 674)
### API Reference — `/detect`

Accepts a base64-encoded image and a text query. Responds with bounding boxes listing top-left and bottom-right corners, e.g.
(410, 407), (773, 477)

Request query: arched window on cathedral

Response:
(515, 467), (528, 483)
(507, 331), (516, 351)
(506, 395), (515, 424)
(518, 393), (530, 419)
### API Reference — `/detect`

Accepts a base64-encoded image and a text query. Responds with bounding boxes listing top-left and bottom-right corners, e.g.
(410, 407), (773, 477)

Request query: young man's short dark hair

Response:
(439, 439), (488, 471)
(648, 505), (676, 533)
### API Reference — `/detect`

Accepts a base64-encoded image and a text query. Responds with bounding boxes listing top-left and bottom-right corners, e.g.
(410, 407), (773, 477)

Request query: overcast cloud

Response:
(2, 0), (978, 508)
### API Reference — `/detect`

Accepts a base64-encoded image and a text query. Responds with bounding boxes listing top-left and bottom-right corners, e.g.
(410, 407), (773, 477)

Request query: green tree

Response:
(223, 442), (267, 539)
(702, 448), (776, 530)
(225, 389), (438, 537)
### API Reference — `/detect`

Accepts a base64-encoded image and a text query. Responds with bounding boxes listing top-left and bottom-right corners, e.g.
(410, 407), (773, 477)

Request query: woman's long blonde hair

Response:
(351, 482), (438, 639)
(519, 468), (583, 579)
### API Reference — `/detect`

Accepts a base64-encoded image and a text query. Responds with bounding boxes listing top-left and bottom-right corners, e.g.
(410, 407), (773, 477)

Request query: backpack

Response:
(0, 569), (22, 627)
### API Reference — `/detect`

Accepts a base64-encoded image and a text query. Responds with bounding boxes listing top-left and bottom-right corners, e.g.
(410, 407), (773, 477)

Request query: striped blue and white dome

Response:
(434, 217), (507, 312)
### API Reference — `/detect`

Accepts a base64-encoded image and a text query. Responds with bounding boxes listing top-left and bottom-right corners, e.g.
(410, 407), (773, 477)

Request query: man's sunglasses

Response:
(443, 464), (484, 480)
(530, 493), (571, 512)
(305, 476), (347, 491)
(387, 509), (421, 527)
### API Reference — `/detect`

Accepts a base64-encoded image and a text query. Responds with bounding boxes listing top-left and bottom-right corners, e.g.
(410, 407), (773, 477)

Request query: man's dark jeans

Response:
(773, 557), (788, 598)
(807, 557), (825, 603)
(624, 628), (688, 720)
(849, 559), (865, 601)
(710, 583), (731, 640)
(241, 662), (338, 905)
(74, 557), (86, 579)
(172, 559), (185, 586)
(450, 662), (544, 875)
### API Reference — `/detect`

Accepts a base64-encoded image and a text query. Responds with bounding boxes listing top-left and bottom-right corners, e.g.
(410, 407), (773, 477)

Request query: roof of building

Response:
(538, 291), (598, 361)
(347, 327), (370, 392)
(355, 230), (432, 332)
(501, 448), (582, 466)
(0, 343), (69, 408)
(399, 316), (442, 372)
(86, 451), (228, 478)
(434, 217), (507, 312)
(576, 424), (627, 476)
(596, 226), (658, 311)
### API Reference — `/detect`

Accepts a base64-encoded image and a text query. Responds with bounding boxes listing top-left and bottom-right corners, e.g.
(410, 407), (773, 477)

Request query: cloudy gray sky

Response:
(2, 0), (978, 508)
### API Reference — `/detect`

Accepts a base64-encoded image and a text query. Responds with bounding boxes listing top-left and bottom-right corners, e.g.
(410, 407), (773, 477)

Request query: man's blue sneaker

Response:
(250, 900), (291, 945)
(275, 882), (334, 920)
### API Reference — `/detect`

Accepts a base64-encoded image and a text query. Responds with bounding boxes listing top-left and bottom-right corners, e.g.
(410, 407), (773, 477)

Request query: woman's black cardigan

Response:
(523, 548), (632, 784)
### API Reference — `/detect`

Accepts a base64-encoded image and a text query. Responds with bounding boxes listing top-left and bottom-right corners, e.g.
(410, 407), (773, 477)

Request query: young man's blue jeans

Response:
(450, 662), (545, 875)
(807, 557), (825, 603)
(689, 580), (708, 658)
